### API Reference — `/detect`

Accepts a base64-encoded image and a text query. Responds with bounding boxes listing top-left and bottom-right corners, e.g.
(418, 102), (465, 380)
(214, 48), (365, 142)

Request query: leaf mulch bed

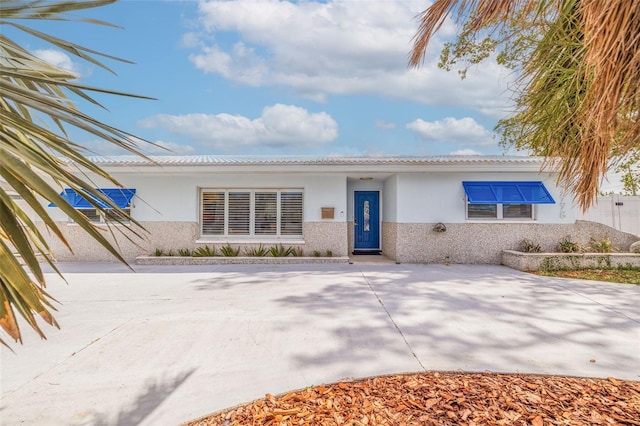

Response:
(186, 372), (640, 425)
(538, 269), (640, 285)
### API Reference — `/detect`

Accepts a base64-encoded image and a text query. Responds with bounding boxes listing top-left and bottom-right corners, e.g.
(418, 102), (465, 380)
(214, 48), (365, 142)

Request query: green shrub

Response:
(292, 247), (304, 257)
(193, 245), (216, 257)
(325, 250), (333, 257)
(557, 236), (580, 253)
(220, 244), (240, 257)
(178, 248), (192, 256)
(313, 250), (321, 257)
(519, 239), (541, 253)
(244, 244), (268, 257)
(268, 244), (294, 257)
(589, 237), (616, 253)
(154, 248), (165, 256)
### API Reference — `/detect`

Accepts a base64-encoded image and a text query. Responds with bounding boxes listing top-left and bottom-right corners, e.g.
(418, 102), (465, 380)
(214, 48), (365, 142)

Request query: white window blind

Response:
(74, 208), (131, 224)
(104, 208), (131, 223)
(255, 192), (277, 235)
(201, 189), (303, 237)
(202, 192), (225, 235)
(280, 192), (303, 235)
(228, 192), (250, 235)
(78, 208), (102, 223)
(466, 202), (534, 220)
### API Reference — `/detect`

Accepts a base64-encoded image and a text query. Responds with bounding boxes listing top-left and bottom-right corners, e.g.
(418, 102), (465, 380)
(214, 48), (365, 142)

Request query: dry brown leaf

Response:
(186, 373), (640, 426)
(425, 398), (438, 409)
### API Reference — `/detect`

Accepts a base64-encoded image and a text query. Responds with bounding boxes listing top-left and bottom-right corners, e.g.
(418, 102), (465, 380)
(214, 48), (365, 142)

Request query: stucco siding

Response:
(41, 222), (197, 262)
(384, 220), (639, 264)
(303, 222), (348, 256)
(381, 222), (397, 260)
(394, 172), (574, 224)
(51, 173), (349, 223)
(42, 220), (348, 262)
(382, 176), (399, 223)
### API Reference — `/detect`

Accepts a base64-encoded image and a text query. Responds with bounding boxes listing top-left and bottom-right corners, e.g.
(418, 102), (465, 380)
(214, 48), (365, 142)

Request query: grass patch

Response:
(537, 268), (640, 284)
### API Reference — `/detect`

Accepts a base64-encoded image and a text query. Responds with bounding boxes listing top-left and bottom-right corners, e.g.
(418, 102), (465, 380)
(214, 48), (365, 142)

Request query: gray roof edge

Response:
(78, 154), (547, 166)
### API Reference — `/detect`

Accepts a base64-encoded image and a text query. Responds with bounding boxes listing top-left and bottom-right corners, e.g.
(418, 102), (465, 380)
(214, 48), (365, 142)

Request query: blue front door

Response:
(354, 191), (380, 250)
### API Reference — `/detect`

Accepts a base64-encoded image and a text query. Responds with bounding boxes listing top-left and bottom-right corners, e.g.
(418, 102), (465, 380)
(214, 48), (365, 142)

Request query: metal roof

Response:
(83, 155), (546, 167)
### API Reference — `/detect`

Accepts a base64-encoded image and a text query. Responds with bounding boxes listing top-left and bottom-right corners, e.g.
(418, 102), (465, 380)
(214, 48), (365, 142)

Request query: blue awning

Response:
(462, 181), (555, 204)
(49, 188), (136, 209)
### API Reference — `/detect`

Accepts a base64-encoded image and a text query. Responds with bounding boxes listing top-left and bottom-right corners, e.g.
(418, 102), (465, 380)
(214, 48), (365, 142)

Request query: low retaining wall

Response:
(136, 256), (350, 265)
(502, 250), (640, 272)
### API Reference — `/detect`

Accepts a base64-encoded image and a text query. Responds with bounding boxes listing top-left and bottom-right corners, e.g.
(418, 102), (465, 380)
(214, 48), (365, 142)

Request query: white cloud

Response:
(138, 104), (338, 152)
(142, 141), (197, 155)
(181, 32), (201, 49)
(375, 120), (396, 130)
(78, 138), (196, 156)
(450, 149), (483, 156)
(33, 49), (80, 77)
(406, 117), (495, 146)
(189, 0), (512, 117)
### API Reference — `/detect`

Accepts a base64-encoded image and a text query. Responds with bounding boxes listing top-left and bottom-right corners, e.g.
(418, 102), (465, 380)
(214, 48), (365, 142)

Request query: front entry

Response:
(354, 191), (380, 253)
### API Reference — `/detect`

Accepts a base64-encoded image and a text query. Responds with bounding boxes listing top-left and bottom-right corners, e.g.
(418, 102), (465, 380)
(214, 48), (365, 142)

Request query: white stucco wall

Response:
(382, 175), (399, 223)
(46, 172), (348, 223)
(393, 172), (575, 224)
(44, 166), (574, 226)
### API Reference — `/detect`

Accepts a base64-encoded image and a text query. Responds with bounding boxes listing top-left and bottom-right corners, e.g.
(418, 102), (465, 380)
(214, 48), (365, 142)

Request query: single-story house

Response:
(39, 155), (639, 263)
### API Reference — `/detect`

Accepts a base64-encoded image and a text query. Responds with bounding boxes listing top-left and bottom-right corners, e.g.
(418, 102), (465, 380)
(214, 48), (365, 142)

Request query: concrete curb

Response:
(136, 255), (350, 265)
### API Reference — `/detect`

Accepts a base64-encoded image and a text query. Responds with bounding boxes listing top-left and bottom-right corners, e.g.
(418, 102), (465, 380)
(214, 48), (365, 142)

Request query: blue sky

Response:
(14, 0), (523, 157)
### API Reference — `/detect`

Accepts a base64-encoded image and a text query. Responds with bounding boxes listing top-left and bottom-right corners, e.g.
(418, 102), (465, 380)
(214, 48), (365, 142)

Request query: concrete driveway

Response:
(1, 262), (638, 425)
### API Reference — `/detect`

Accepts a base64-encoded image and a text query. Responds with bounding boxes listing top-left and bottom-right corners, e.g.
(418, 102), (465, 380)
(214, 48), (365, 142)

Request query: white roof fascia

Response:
(70, 155), (551, 175)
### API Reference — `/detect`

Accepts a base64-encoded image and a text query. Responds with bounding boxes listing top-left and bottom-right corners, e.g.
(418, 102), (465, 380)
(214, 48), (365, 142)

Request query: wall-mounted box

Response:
(321, 207), (335, 219)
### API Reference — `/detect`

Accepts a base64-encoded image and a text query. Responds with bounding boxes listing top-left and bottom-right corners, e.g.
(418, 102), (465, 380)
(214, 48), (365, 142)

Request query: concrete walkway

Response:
(1, 263), (638, 425)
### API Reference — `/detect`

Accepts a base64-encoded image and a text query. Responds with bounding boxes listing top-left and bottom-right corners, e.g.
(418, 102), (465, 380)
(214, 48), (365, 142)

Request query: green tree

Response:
(0, 0), (152, 346)
(411, 0), (639, 210)
(616, 148), (639, 196)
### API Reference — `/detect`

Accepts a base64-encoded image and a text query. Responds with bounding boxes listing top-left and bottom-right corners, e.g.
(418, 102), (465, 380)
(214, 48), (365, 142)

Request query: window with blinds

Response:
(255, 192), (277, 235)
(104, 208), (132, 223)
(77, 208), (102, 223)
(280, 192), (303, 235)
(228, 192), (250, 235)
(202, 192), (225, 235)
(201, 189), (303, 237)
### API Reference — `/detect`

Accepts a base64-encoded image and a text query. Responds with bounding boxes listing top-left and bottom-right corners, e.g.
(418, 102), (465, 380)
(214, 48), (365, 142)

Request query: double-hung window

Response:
(201, 189), (303, 237)
(463, 181), (554, 220)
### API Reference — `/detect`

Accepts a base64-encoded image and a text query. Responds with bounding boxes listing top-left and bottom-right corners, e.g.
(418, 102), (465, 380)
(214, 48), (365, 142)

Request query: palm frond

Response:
(0, 0), (153, 345)
(410, 0), (640, 210)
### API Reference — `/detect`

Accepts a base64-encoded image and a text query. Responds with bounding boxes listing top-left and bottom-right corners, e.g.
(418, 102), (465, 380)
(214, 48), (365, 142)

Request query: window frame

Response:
(70, 207), (132, 225)
(465, 200), (535, 221)
(200, 188), (304, 239)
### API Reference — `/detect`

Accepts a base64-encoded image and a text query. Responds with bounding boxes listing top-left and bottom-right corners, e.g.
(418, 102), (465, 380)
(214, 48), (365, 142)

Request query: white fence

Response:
(578, 195), (640, 236)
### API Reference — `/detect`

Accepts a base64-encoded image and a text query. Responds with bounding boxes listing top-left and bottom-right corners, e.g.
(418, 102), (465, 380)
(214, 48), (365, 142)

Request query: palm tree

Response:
(0, 0), (153, 346)
(410, 0), (639, 210)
